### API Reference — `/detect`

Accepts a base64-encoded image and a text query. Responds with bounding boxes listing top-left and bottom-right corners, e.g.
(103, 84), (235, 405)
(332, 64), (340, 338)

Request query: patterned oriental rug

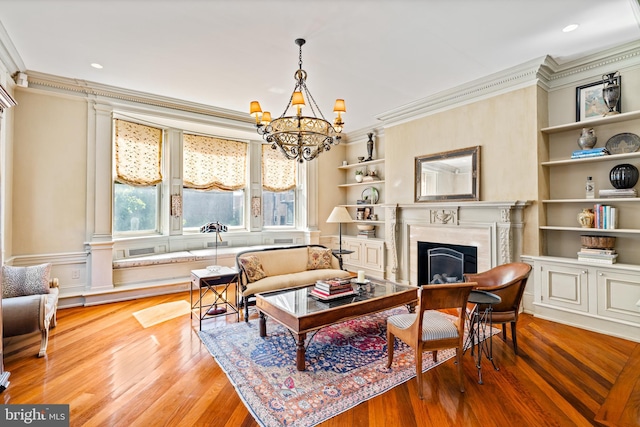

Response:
(198, 309), (498, 427)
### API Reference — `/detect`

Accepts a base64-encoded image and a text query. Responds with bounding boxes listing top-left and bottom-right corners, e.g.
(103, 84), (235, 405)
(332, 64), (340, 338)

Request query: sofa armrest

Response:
(2, 294), (45, 337)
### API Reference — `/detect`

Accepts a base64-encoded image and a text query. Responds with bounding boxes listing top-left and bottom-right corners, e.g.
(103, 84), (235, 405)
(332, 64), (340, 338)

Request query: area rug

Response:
(199, 309), (499, 427)
(133, 300), (191, 328)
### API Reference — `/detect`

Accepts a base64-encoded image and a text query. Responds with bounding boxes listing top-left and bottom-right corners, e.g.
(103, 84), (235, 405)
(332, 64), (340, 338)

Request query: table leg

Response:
(295, 333), (307, 371)
(259, 312), (266, 337)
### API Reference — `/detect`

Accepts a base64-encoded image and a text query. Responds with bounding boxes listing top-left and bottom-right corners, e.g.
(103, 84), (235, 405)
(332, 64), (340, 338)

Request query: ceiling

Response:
(1, 0), (639, 135)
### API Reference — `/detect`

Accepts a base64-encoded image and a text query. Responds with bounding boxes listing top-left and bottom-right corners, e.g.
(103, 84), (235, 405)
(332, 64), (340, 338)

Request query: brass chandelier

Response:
(250, 38), (346, 163)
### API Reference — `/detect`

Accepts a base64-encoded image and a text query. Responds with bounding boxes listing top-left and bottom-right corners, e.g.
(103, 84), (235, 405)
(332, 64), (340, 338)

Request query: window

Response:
(262, 145), (296, 227)
(182, 133), (247, 229)
(113, 119), (163, 234)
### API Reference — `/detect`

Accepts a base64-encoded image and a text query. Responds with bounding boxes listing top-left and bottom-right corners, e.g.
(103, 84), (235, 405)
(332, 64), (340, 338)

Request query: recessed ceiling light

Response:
(91, 63), (103, 69)
(562, 24), (579, 33)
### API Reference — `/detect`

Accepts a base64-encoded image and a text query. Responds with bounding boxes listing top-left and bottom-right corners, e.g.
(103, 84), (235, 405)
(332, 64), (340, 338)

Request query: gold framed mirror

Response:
(415, 146), (480, 202)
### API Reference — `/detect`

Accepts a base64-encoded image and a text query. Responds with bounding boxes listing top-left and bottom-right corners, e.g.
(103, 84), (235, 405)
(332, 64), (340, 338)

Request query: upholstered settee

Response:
(236, 245), (351, 321)
(2, 263), (59, 357)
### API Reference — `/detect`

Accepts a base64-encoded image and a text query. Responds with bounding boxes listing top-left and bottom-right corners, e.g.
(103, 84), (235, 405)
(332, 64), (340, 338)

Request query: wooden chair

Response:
(386, 282), (476, 398)
(463, 262), (532, 355)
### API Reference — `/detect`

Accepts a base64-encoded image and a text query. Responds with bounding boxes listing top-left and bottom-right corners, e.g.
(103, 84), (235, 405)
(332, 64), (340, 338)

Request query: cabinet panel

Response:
(363, 242), (384, 270)
(541, 263), (589, 312)
(596, 269), (640, 324)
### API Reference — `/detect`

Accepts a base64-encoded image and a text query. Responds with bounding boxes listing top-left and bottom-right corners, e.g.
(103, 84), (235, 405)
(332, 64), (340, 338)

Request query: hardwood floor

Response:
(2, 290), (638, 427)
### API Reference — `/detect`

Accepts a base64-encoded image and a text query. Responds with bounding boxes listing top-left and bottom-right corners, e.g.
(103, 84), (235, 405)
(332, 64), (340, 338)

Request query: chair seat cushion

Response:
(388, 310), (459, 340)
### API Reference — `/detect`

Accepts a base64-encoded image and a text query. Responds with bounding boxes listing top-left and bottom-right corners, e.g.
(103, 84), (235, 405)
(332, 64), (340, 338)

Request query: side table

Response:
(190, 266), (239, 330)
(332, 249), (354, 270)
(465, 289), (501, 384)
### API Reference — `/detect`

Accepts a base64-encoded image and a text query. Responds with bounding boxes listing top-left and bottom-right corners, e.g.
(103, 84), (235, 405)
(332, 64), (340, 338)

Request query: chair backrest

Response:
(418, 282), (476, 312)
(464, 262), (532, 313)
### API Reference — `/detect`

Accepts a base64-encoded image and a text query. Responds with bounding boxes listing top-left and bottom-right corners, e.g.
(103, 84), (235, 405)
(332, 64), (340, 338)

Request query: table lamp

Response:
(326, 206), (353, 254)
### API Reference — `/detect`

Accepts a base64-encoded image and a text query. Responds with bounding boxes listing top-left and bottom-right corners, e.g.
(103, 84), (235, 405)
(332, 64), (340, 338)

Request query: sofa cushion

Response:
(2, 263), (51, 298)
(244, 269), (351, 296)
(251, 247), (311, 277)
(307, 247), (333, 270)
(238, 255), (267, 282)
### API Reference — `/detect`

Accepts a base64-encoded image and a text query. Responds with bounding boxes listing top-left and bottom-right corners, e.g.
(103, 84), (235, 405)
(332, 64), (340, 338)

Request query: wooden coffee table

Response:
(256, 279), (418, 371)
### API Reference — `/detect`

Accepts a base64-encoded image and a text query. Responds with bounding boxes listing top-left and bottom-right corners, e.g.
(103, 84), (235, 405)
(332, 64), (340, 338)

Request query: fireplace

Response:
(417, 242), (477, 285)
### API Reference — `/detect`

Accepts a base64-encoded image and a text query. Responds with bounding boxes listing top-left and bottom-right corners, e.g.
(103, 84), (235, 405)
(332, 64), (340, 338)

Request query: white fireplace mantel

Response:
(384, 201), (530, 284)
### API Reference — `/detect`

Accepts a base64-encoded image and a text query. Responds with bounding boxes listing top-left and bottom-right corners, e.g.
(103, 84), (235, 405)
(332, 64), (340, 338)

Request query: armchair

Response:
(463, 262), (532, 355)
(2, 264), (60, 357)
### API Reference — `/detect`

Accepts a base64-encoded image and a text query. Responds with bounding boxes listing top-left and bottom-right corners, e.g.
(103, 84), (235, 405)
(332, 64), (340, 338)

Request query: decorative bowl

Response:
(357, 224), (375, 231)
(580, 235), (616, 249)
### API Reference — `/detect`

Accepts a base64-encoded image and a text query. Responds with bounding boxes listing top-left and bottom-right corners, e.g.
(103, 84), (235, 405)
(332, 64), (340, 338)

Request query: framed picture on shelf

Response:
(576, 75), (621, 122)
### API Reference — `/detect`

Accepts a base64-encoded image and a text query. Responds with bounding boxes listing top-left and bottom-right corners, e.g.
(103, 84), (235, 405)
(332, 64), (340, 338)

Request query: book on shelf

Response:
(571, 147), (609, 159)
(577, 256), (617, 264)
(357, 230), (376, 239)
(593, 204), (618, 229)
(578, 247), (616, 255)
(577, 251), (618, 263)
(598, 188), (637, 198)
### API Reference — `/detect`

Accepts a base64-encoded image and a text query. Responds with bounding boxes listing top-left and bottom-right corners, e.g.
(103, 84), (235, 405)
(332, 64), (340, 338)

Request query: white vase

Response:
(355, 175), (363, 183)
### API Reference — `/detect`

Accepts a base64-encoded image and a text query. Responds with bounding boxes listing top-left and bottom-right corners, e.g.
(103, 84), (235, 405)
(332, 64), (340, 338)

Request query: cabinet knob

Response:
(598, 272), (604, 276)
(582, 270), (587, 274)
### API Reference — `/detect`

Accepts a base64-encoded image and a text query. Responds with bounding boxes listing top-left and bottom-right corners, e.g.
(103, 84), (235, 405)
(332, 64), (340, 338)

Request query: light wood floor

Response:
(2, 290), (639, 427)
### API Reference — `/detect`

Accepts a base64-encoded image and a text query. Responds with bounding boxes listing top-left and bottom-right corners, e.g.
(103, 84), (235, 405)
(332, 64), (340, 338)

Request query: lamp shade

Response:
(291, 91), (306, 106)
(249, 101), (262, 116)
(326, 206), (353, 223)
(333, 99), (346, 113)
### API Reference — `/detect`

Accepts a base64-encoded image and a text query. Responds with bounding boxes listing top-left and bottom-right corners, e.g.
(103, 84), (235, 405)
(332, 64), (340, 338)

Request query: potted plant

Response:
(355, 170), (364, 183)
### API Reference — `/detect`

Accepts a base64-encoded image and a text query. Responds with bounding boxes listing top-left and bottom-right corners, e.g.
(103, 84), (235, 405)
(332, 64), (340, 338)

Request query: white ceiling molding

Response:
(24, 70), (253, 126)
(0, 20), (24, 76)
(375, 57), (545, 129)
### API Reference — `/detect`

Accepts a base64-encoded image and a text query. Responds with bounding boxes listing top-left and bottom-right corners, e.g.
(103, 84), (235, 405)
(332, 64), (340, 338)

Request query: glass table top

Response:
(257, 279), (415, 318)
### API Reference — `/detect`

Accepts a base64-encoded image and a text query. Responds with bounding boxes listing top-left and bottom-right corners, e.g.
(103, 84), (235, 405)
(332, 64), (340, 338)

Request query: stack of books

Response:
(577, 247), (618, 264)
(357, 230), (376, 239)
(311, 278), (355, 300)
(599, 188), (637, 198)
(571, 147), (609, 159)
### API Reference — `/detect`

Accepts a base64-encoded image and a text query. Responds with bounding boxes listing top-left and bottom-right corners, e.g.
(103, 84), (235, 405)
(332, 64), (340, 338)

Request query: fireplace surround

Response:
(384, 201), (530, 285)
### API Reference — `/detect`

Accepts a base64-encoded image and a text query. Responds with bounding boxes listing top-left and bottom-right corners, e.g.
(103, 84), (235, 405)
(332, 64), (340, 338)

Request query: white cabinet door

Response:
(540, 263), (590, 313)
(596, 268), (640, 324)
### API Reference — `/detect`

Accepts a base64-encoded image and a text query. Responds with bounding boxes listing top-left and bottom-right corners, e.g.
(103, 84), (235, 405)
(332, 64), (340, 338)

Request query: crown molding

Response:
(373, 39), (640, 129)
(0, 20), (24, 75)
(375, 57), (545, 128)
(23, 70), (254, 125)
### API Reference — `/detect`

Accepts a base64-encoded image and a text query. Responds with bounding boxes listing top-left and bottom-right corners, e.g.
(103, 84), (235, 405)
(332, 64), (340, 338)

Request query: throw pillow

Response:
(2, 263), (52, 298)
(307, 247), (333, 270)
(238, 255), (267, 282)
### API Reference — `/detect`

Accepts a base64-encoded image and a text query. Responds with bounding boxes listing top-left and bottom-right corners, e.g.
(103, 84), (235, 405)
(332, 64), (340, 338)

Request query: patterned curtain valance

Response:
(183, 134), (247, 191)
(262, 145), (297, 192)
(115, 119), (163, 186)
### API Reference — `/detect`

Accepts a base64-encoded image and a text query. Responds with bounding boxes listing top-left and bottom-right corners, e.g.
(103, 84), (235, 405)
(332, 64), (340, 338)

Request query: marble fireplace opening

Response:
(417, 242), (477, 286)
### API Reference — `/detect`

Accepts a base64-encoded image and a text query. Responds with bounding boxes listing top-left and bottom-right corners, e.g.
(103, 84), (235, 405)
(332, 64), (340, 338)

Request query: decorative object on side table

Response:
(355, 169), (364, 182)
(577, 128), (597, 149)
(602, 71), (621, 116)
(577, 208), (595, 228)
(200, 221), (229, 314)
(575, 72), (621, 122)
(609, 163), (639, 189)
(365, 132), (375, 161)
